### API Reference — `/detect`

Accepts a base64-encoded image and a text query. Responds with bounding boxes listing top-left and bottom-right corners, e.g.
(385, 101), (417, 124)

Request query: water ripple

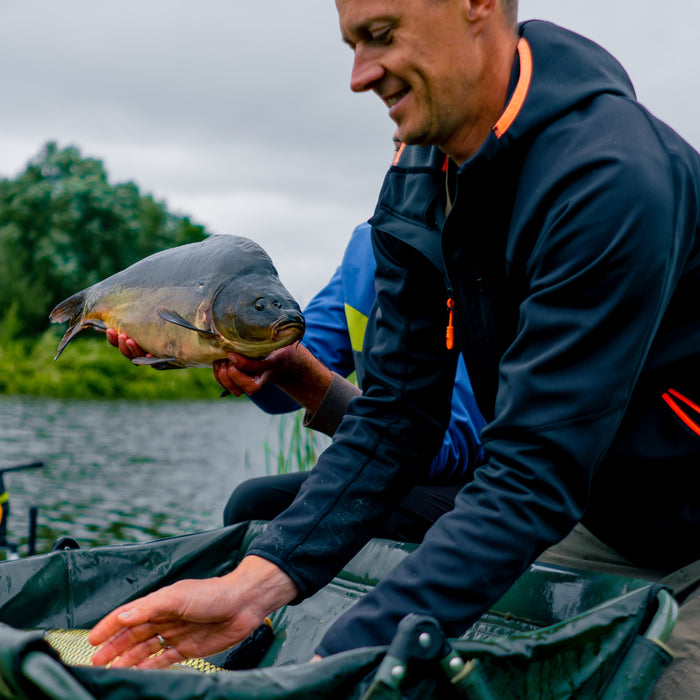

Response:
(0, 395), (280, 555)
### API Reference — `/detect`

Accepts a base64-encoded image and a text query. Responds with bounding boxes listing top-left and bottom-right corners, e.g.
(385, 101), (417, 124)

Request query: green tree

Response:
(0, 142), (209, 336)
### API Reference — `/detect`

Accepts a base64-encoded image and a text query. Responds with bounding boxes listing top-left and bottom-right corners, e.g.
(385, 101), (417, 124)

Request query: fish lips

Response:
(270, 313), (305, 342)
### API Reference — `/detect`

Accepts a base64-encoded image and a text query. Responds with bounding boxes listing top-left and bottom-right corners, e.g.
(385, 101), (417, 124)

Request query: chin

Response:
(393, 121), (430, 147)
(398, 133), (429, 147)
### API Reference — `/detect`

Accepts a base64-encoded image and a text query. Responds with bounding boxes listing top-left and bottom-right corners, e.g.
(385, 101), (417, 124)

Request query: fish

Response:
(49, 234), (305, 369)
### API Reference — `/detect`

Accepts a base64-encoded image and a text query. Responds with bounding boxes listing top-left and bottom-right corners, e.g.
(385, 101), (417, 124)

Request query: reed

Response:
(264, 411), (330, 474)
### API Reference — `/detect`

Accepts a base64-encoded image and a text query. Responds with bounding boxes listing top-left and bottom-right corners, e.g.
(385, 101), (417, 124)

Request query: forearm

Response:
(273, 344), (334, 416)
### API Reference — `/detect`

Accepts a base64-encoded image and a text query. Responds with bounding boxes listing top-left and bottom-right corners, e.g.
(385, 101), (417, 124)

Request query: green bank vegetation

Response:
(0, 142), (217, 400)
(0, 142), (208, 341)
(0, 311), (219, 400)
(0, 142), (322, 470)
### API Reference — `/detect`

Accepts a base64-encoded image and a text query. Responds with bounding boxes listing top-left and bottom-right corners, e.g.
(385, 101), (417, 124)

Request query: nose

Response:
(350, 46), (384, 93)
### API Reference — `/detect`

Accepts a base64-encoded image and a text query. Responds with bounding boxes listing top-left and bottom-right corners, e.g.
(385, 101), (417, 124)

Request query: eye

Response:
(254, 299), (265, 311)
(370, 27), (393, 46)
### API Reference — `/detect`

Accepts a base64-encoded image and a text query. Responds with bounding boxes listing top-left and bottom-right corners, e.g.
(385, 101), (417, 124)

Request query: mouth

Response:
(272, 319), (305, 341)
(385, 87), (410, 109)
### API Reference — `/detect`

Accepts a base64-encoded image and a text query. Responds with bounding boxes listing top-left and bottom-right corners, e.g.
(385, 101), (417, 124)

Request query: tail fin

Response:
(53, 318), (108, 361)
(50, 291), (95, 361)
(53, 323), (86, 361)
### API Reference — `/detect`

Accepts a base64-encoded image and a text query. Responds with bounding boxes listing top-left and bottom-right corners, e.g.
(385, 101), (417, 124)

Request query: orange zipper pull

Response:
(446, 298), (455, 350)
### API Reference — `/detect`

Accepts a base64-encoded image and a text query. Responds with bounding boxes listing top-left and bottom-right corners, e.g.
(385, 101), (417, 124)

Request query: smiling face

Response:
(336, 0), (517, 162)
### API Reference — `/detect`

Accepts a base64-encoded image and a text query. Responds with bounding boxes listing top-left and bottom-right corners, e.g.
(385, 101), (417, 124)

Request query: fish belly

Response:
(87, 287), (225, 367)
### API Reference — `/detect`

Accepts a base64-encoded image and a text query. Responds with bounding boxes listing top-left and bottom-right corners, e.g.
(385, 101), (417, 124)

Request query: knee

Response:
(223, 477), (268, 526)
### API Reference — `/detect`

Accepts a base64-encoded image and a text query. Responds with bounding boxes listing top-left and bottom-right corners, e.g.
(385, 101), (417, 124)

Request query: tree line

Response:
(0, 142), (209, 338)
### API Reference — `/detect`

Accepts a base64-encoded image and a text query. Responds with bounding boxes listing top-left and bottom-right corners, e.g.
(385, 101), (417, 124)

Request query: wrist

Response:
(224, 555), (298, 619)
(275, 345), (333, 414)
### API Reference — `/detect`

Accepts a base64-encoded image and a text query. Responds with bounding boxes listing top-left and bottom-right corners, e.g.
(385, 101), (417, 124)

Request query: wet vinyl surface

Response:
(0, 395), (287, 554)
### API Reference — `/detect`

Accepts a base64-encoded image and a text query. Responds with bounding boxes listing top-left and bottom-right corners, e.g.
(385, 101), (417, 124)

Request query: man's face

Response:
(337, 0), (484, 153)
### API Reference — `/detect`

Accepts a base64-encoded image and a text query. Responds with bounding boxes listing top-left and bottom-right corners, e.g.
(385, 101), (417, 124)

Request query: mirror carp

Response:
(49, 235), (305, 368)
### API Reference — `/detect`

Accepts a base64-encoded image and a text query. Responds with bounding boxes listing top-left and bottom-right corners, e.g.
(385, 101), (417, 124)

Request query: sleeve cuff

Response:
(303, 373), (361, 437)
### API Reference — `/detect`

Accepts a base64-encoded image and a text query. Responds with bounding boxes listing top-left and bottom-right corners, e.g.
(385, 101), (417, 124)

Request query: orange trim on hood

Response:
(392, 142), (406, 166)
(662, 388), (700, 437)
(492, 38), (533, 140)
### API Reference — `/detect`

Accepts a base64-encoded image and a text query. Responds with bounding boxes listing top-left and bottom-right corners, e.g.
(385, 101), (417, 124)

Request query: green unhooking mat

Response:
(0, 521), (678, 699)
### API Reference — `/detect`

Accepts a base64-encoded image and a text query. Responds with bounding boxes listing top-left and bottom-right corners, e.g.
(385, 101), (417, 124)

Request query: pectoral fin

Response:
(156, 307), (216, 338)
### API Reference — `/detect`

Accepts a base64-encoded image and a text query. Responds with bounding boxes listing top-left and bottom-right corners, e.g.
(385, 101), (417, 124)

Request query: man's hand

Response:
(88, 555), (298, 669)
(214, 344), (333, 413)
(213, 345), (301, 397)
(105, 329), (151, 361)
(105, 330), (335, 414)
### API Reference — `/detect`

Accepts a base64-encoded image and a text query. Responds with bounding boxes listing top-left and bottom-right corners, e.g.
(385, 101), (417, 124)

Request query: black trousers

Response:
(223, 472), (463, 544)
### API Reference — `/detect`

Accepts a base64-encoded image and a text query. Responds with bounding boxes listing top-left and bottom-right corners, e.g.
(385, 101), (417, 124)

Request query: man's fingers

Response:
(121, 336), (146, 359)
(88, 604), (138, 647)
(91, 625), (185, 669)
(106, 328), (119, 347)
(90, 621), (153, 666)
(226, 347), (289, 373)
(105, 329), (148, 360)
(214, 361), (268, 396)
(89, 596), (174, 648)
(134, 645), (186, 670)
(103, 632), (174, 669)
(89, 605), (184, 667)
(213, 361), (243, 396)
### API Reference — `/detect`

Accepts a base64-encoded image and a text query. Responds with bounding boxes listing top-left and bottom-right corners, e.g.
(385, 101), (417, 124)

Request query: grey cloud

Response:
(2, 0), (699, 302)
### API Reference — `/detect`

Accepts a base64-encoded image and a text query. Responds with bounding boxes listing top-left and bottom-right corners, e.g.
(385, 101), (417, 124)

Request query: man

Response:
(90, 0), (700, 694)
(222, 220), (485, 542)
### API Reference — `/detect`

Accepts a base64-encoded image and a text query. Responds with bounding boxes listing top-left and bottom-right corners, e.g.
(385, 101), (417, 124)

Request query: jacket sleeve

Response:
(246, 226), (457, 595)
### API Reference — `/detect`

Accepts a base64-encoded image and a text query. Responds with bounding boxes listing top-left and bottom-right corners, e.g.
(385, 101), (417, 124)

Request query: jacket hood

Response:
(494, 20), (637, 149)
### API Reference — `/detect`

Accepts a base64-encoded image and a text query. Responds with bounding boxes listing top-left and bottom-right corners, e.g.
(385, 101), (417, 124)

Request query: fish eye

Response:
(254, 299), (265, 311)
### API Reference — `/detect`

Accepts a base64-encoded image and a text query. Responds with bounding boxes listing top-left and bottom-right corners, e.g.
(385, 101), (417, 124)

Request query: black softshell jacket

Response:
(248, 21), (700, 655)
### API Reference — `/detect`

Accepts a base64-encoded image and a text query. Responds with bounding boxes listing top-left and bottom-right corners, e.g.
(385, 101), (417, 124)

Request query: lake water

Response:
(0, 395), (313, 555)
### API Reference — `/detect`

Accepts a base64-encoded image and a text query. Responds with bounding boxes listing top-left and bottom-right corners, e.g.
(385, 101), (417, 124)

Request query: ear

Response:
(461, 0), (498, 24)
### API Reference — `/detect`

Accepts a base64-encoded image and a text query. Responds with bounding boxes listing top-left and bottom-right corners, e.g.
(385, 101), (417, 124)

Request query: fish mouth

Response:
(272, 319), (305, 341)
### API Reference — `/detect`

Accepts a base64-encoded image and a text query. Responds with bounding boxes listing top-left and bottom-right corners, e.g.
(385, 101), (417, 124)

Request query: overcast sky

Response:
(2, 1), (699, 306)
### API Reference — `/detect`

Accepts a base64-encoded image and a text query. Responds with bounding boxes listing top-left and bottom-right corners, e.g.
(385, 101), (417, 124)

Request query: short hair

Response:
(428, 0), (518, 32)
(501, 0), (518, 31)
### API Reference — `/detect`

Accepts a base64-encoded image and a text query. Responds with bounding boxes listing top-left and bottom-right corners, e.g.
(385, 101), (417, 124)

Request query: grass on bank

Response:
(265, 410), (329, 475)
(0, 307), (225, 400)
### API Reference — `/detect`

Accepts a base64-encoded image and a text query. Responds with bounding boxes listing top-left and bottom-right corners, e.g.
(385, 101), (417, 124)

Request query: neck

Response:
(446, 31), (519, 165)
